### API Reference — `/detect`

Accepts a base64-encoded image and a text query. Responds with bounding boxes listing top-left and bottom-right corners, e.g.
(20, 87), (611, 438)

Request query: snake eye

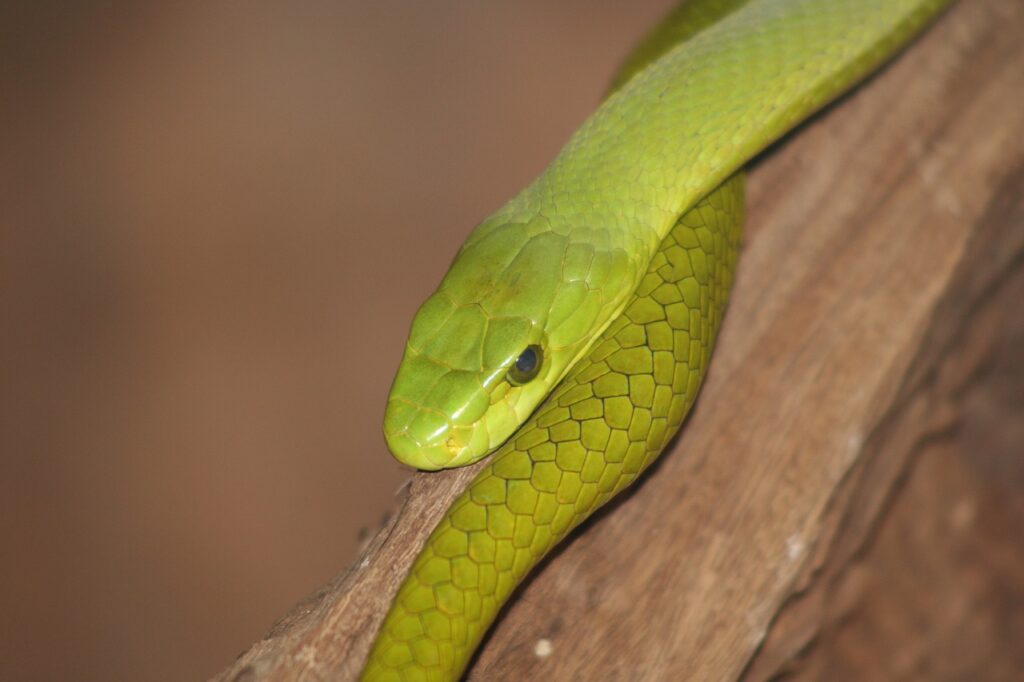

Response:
(508, 345), (543, 385)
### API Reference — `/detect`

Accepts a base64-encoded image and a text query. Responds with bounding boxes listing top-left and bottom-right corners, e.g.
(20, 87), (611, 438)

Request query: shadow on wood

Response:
(215, 1), (1024, 679)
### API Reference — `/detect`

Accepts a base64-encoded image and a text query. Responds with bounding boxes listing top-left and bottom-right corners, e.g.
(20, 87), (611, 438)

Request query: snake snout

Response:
(383, 398), (452, 470)
(383, 397), (489, 470)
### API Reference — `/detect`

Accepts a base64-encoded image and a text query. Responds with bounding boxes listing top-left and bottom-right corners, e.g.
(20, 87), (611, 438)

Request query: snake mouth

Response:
(381, 429), (452, 471)
(382, 398), (489, 470)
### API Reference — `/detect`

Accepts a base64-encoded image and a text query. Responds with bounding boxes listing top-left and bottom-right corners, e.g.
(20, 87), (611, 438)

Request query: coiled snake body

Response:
(363, 1), (950, 679)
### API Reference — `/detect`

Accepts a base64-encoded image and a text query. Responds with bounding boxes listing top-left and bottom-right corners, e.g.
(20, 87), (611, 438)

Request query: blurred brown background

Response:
(1, 1), (677, 680)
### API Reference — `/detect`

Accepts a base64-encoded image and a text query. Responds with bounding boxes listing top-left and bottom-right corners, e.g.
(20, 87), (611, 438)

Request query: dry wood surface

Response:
(216, 1), (1024, 679)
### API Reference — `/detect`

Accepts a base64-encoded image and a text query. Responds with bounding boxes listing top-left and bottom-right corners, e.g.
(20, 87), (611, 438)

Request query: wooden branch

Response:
(215, 1), (1024, 679)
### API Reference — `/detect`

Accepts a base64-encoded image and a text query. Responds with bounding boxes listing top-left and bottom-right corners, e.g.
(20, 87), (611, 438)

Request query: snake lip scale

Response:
(362, 1), (954, 679)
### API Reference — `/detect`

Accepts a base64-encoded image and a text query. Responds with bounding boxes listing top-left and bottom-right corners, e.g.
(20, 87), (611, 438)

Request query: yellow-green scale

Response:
(362, 177), (743, 680)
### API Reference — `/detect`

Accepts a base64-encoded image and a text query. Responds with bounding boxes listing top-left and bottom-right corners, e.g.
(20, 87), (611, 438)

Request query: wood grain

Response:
(214, 1), (1024, 679)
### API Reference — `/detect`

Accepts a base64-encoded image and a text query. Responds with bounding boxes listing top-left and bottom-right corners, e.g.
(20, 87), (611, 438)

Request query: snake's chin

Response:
(382, 417), (492, 471)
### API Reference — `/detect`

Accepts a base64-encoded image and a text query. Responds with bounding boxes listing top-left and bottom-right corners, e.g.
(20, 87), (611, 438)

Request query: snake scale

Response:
(362, 0), (951, 679)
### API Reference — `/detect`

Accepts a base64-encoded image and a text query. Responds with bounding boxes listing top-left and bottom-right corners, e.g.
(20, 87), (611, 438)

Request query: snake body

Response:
(363, 1), (950, 679)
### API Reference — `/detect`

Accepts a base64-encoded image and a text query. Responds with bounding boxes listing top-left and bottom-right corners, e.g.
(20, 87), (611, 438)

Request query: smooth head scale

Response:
(383, 212), (638, 469)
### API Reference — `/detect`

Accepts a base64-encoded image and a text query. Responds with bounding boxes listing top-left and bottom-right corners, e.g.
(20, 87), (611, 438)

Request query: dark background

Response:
(1, 1), (677, 680)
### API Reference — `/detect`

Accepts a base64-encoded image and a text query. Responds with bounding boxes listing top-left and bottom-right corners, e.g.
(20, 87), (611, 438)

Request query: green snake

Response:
(363, 0), (950, 679)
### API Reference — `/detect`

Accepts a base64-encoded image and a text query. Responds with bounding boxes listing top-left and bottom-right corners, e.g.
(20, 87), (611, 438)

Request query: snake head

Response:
(383, 214), (636, 470)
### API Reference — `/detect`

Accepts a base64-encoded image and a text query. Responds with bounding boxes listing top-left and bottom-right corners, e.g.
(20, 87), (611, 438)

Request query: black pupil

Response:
(515, 347), (538, 374)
